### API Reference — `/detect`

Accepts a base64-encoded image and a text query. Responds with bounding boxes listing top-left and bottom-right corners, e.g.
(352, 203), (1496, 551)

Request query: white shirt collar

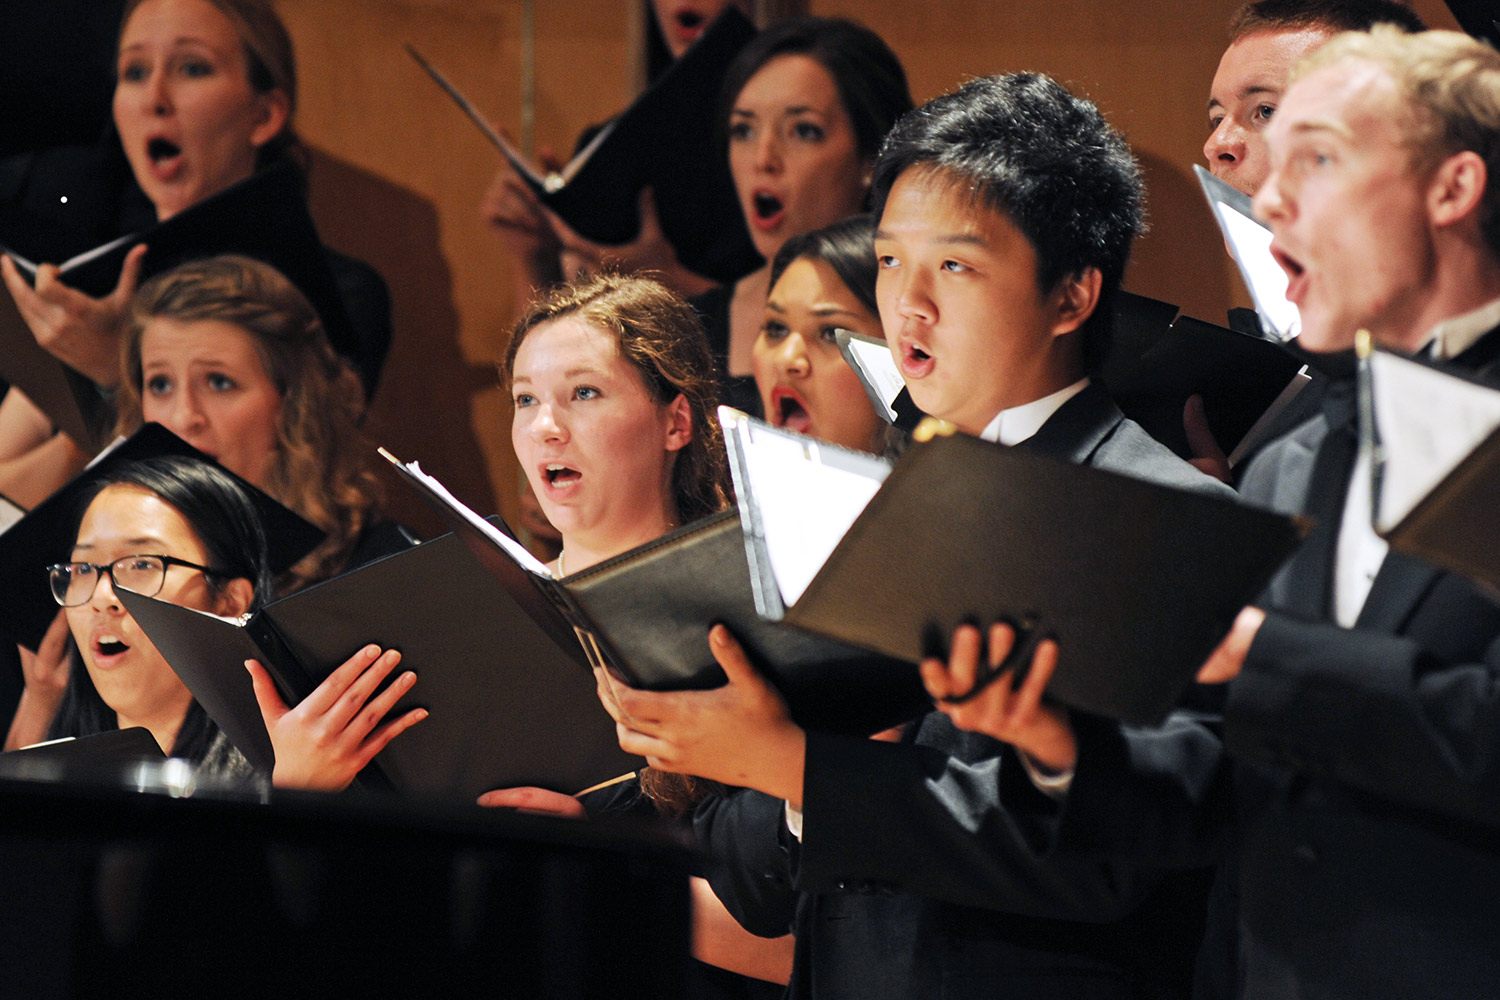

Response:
(1423, 297), (1500, 360)
(979, 378), (1091, 445)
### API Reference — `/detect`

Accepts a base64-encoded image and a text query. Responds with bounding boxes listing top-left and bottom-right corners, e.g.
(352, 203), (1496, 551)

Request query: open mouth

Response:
(95, 638), (130, 658)
(899, 339), (935, 378)
(544, 464), (581, 488)
(147, 137), (181, 163)
(770, 387), (812, 434)
(751, 191), (786, 230)
(676, 9), (704, 29)
(1269, 244), (1307, 300)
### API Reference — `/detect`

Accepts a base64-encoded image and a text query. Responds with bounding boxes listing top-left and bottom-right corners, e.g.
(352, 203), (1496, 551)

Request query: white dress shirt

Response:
(1334, 299), (1500, 627)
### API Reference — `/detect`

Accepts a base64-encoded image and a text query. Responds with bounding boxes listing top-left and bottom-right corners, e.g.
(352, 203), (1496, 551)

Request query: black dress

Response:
(688, 286), (763, 418)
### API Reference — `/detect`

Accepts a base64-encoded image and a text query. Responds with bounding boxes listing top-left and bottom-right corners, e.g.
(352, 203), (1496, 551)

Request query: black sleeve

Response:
(322, 246), (393, 400)
(693, 789), (799, 938)
(792, 721), (1187, 920)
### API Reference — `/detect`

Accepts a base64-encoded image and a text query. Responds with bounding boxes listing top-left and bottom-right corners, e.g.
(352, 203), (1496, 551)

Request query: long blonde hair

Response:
(117, 255), (381, 590)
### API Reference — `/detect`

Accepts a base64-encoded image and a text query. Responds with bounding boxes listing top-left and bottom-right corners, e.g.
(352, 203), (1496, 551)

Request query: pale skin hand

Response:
(0, 244), (148, 386)
(1196, 606), (1267, 684)
(1183, 394), (1233, 484)
(246, 644), (428, 791)
(0, 389), (54, 462)
(596, 624), (808, 807)
(0, 431), (88, 509)
(920, 622), (1077, 773)
(475, 785), (587, 816)
(3, 611), (73, 751)
(479, 146), (565, 287)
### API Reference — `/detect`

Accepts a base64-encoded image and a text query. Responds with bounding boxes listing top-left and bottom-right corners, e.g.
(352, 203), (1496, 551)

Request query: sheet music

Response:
(0, 493), (25, 535)
(1370, 350), (1500, 533)
(1196, 165), (1301, 342)
(1212, 202), (1301, 342)
(379, 448), (555, 579)
(735, 420), (889, 607)
(838, 331), (903, 421)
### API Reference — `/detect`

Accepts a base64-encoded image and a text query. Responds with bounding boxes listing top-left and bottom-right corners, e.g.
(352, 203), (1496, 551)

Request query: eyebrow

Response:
(73, 536), (171, 554)
(765, 299), (863, 318)
(873, 229), (989, 249)
(730, 105), (824, 117)
(511, 366), (609, 384)
(1288, 116), (1354, 140)
(119, 36), (218, 54)
(1207, 84), (1279, 115)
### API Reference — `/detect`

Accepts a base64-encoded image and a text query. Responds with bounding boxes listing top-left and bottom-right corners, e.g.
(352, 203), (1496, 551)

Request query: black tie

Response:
(1281, 378), (1358, 618)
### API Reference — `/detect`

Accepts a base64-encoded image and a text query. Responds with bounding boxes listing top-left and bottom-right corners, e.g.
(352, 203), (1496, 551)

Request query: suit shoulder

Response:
(1092, 417), (1238, 499)
(1236, 414), (1328, 512)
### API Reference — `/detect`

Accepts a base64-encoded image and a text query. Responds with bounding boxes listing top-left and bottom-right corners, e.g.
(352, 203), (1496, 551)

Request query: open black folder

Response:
(1359, 342), (1500, 599)
(407, 7), (760, 284)
(117, 525), (640, 801)
(0, 163), (358, 445)
(721, 408), (1305, 726)
(382, 452), (930, 736)
(1106, 313), (1311, 466)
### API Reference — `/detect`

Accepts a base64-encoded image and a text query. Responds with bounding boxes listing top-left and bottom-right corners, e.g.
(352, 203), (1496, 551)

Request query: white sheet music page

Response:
(741, 424), (889, 608)
(386, 452), (555, 579)
(1371, 350), (1500, 533)
(1213, 202), (1302, 342)
(0, 494), (25, 534)
(846, 337), (905, 419)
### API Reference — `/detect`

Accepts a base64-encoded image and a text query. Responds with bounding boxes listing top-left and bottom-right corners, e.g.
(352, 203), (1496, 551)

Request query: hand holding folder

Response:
(0, 241), (147, 386)
(920, 621), (1076, 774)
(245, 644), (427, 792)
(595, 623), (810, 808)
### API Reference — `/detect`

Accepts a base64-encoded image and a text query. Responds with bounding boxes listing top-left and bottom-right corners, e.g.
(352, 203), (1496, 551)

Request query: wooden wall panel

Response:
(279, 0), (1462, 533)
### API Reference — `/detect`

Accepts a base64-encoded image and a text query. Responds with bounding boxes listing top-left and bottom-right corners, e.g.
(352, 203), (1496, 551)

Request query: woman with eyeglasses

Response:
(27, 453), (421, 781)
(40, 455), (270, 770)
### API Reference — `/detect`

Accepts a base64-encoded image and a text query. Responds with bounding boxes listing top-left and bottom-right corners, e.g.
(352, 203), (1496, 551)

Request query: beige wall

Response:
(280, 0), (1460, 533)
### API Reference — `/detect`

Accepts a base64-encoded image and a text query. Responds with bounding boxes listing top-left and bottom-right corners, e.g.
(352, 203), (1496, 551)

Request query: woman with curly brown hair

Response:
(115, 254), (411, 591)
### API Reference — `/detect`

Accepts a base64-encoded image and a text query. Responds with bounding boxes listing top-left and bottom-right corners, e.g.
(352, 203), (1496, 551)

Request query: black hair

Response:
(48, 456), (273, 762)
(870, 73), (1145, 373)
(1228, 0), (1426, 40)
(768, 214), (879, 317)
(718, 16), (913, 164)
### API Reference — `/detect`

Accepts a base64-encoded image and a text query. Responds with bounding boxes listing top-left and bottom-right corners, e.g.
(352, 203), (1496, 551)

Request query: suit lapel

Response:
(1019, 382), (1122, 464)
(1355, 552), (1443, 632)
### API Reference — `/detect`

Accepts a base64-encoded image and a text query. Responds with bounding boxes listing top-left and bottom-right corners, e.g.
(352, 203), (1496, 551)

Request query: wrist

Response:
(1021, 717), (1077, 774)
(762, 723), (806, 809)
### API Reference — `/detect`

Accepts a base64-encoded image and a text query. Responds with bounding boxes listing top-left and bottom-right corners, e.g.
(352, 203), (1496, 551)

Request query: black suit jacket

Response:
(699, 383), (1233, 1000)
(1053, 331), (1500, 998)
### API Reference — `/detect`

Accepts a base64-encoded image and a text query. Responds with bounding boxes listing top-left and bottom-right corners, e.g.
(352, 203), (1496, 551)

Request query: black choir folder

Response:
(720, 408), (1305, 726)
(117, 525), (640, 802)
(0, 163), (357, 447)
(382, 451), (929, 737)
(1360, 344), (1500, 598)
(406, 6), (760, 284)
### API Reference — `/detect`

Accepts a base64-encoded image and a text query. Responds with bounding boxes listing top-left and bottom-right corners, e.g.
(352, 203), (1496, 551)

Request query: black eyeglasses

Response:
(46, 555), (221, 608)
